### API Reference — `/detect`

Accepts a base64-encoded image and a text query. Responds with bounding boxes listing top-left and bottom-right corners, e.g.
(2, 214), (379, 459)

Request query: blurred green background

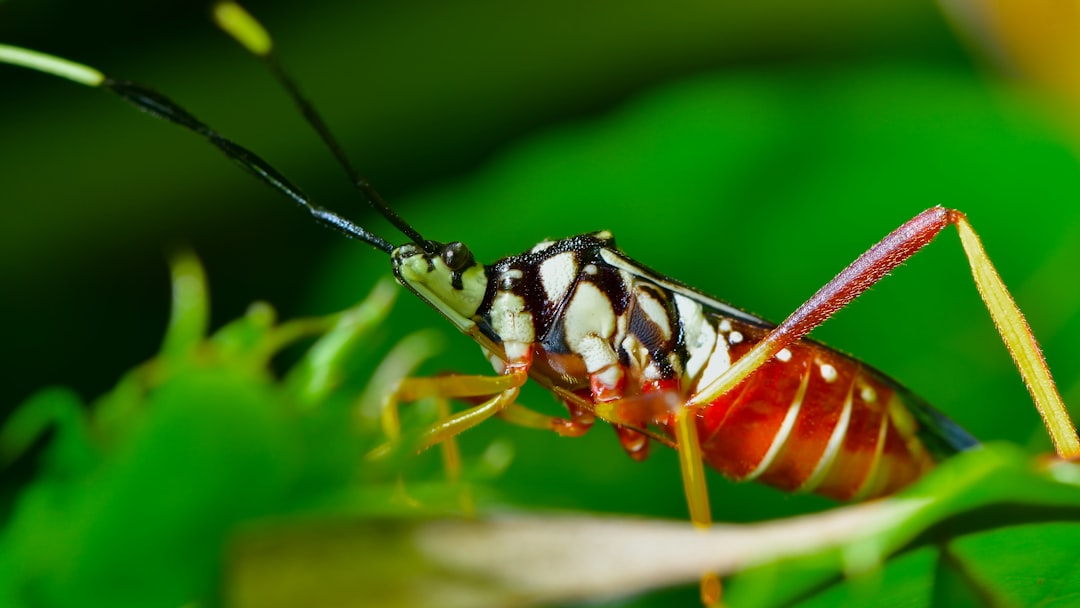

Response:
(3, 0), (1080, 568)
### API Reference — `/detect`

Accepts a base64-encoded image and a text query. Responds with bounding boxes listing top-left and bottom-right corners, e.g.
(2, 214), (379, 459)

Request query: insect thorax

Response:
(476, 231), (723, 392)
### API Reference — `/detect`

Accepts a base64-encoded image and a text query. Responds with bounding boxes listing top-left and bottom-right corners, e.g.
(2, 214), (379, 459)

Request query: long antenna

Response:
(212, 2), (434, 254)
(0, 44), (394, 254)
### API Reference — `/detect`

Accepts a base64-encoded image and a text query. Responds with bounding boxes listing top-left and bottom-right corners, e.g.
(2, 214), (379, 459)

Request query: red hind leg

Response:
(688, 207), (1078, 459)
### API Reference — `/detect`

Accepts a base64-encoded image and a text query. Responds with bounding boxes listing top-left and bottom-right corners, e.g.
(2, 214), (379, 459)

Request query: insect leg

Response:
(431, 393), (476, 514)
(370, 382), (520, 514)
(491, 401), (587, 436)
(367, 370), (526, 470)
(414, 387), (522, 451)
(673, 407), (711, 527)
(548, 385), (678, 446)
(380, 371), (527, 443)
(585, 387), (718, 603)
(950, 211), (1078, 457)
(674, 407), (721, 607)
(687, 206), (1078, 459)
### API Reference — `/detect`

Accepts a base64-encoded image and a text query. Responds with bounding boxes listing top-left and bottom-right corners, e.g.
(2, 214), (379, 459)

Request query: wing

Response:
(596, 245), (776, 330)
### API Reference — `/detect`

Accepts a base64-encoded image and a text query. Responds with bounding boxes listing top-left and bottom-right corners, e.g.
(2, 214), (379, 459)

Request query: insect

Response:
(3, 3), (1078, 602)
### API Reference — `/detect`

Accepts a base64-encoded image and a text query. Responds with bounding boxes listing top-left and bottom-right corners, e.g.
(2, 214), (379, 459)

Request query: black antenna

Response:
(212, 1), (435, 254)
(0, 42), (394, 253)
(106, 80), (395, 253)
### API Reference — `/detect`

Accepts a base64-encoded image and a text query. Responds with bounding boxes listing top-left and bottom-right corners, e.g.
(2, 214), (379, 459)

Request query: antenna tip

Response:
(213, 2), (273, 57)
(0, 44), (104, 87)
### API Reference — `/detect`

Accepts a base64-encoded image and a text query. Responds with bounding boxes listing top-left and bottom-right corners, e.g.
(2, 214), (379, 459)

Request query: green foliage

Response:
(0, 254), (418, 607)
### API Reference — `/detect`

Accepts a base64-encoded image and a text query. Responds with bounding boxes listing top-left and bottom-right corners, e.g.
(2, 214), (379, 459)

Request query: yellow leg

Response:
(432, 394), (462, 482)
(415, 387), (521, 451)
(428, 394), (603, 515)
(674, 407), (721, 607)
(497, 402), (569, 431)
(369, 372), (522, 513)
(576, 388), (717, 604)
(433, 395), (474, 515)
(368, 366), (548, 520)
(367, 370), (526, 468)
(951, 211), (1079, 458)
(673, 408), (711, 528)
(381, 370), (526, 442)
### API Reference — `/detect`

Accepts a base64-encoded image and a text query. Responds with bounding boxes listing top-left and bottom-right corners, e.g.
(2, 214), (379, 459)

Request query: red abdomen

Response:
(691, 321), (935, 501)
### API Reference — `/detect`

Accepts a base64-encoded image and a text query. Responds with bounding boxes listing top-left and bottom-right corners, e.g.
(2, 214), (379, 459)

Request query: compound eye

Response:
(441, 241), (474, 272)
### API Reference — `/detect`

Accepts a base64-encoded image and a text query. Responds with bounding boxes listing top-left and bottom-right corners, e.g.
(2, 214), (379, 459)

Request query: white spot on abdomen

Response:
(860, 385), (877, 403)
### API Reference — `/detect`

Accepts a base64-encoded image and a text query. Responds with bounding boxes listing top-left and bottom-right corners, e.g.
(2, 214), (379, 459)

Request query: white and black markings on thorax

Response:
(480, 231), (656, 391)
(392, 229), (777, 400)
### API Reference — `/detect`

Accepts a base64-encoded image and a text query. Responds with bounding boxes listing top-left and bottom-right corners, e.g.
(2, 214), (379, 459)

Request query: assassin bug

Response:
(3, 3), (1078, 602)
